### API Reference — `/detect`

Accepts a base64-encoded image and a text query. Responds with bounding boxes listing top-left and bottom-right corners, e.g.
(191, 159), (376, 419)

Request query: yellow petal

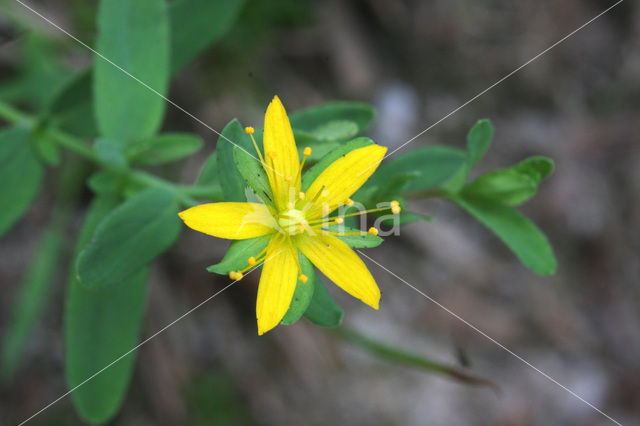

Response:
(263, 96), (300, 210)
(178, 202), (276, 240)
(256, 236), (298, 335)
(296, 233), (380, 309)
(304, 144), (387, 218)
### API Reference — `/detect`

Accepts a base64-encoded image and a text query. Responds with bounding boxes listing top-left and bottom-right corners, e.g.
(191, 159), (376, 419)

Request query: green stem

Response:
(0, 100), (222, 207)
(333, 327), (499, 392)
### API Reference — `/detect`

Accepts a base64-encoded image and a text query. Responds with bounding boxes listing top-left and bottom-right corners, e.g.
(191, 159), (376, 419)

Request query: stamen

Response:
(284, 175), (292, 182)
(391, 205), (402, 214)
(267, 151), (277, 158)
(335, 217), (344, 224)
(368, 227), (379, 236)
(390, 200), (400, 207)
(286, 202), (295, 210)
(299, 274), (308, 284)
(229, 271), (244, 280)
(345, 198), (354, 207)
(248, 257), (257, 266)
(303, 147), (312, 156)
(299, 191), (305, 200)
(321, 189), (330, 198)
(246, 128), (265, 165)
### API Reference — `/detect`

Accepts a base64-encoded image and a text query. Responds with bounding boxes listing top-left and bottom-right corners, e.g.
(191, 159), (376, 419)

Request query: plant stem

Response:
(0, 100), (222, 206)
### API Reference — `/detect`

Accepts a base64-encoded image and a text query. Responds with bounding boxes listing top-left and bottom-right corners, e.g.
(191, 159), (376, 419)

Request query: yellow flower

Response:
(179, 96), (393, 335)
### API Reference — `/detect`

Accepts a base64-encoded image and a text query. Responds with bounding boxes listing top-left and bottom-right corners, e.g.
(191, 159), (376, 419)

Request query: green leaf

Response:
(127, 133), (203, 165)
(0, 127), (43, 237)
(233, 144), (273, 205)
(94, 137), (127, 167)
(301, 138), (373, 191)
(216, 119), (257, 202)
(1, 228), (63, 381)
(513, 156), (554, 183)
(451, 194), (557, 275)
(322, 225), (383, 248)
(463, 156), (554, 206)
(363, 145), (467, 197)
(94, 0), (170, 141)
(309, 120), (359, 141)
(303, 278), (343, 328)
(65, 195), (149, 423)
(289, 101), (375, 136)
(169, 0), (246, 73)
(466, 119), (493, 168)
(197, 151), (219, 186)
(207, 235), (271, 275)
(281, 254), (315, 325)
(31, 127), (61, 166)
(48, 70), (98, 138)
(76, 188), (181, 288)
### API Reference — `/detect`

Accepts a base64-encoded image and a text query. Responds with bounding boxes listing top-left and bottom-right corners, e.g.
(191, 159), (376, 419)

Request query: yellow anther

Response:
(248, 257), (256, 266)
(299, 191), (305, 200)
(368, 227), (379, 236)
(299, 274), (308, 284)
(391, 205), (402, 214)
(297, 224), (304, 232)
(322, 205), (331, 215)
(335, 217), (344, 224)
(286, 202), (295, 209)
(321, 189), (330, 197)
(284, 175), (292, 182)
(229, 271), (243, 280)
(390, 200), (400, 208)
(244, 126), (255, 134)
(303, 147), (312, 156)
(267, 151), (277, 158)
(345, 198), (354, 207)
(301, 219), (308, 226)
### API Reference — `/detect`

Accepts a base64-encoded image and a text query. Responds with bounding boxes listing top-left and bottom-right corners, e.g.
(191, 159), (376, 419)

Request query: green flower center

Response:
(277, 208), (307, 235)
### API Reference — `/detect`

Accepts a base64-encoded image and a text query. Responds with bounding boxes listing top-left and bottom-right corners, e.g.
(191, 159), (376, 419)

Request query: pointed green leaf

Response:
(466, 119), (493, 168)
(463, 156), (554, 206)
(76, 188), (181, 288)
(0, 127), (43, 237)
(65, 194), (148, 423)
(207, 235), (271, 275)
(289, 101), (375, 136)
(1, 228), (63, 380)
(363, 145), (467, 198)
(216, 119), (257, 202)
(233, 144), (273, 205)
(303, 279), (343, 328)
(281, 254), (315, 325)
(452, 194), (557, 275)
(94, 0), (170, 141)
(197, 151), (219, 186)
(169, 0), (246, 73)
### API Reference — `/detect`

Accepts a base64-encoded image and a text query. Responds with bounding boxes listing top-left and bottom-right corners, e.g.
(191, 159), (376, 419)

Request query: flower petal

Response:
(256, 236), (298, 335)
(263, 96), (300, 210)
(178, 202), (276, 240)
(296, 233), (380, 309)
(304, 144), (387, 218)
